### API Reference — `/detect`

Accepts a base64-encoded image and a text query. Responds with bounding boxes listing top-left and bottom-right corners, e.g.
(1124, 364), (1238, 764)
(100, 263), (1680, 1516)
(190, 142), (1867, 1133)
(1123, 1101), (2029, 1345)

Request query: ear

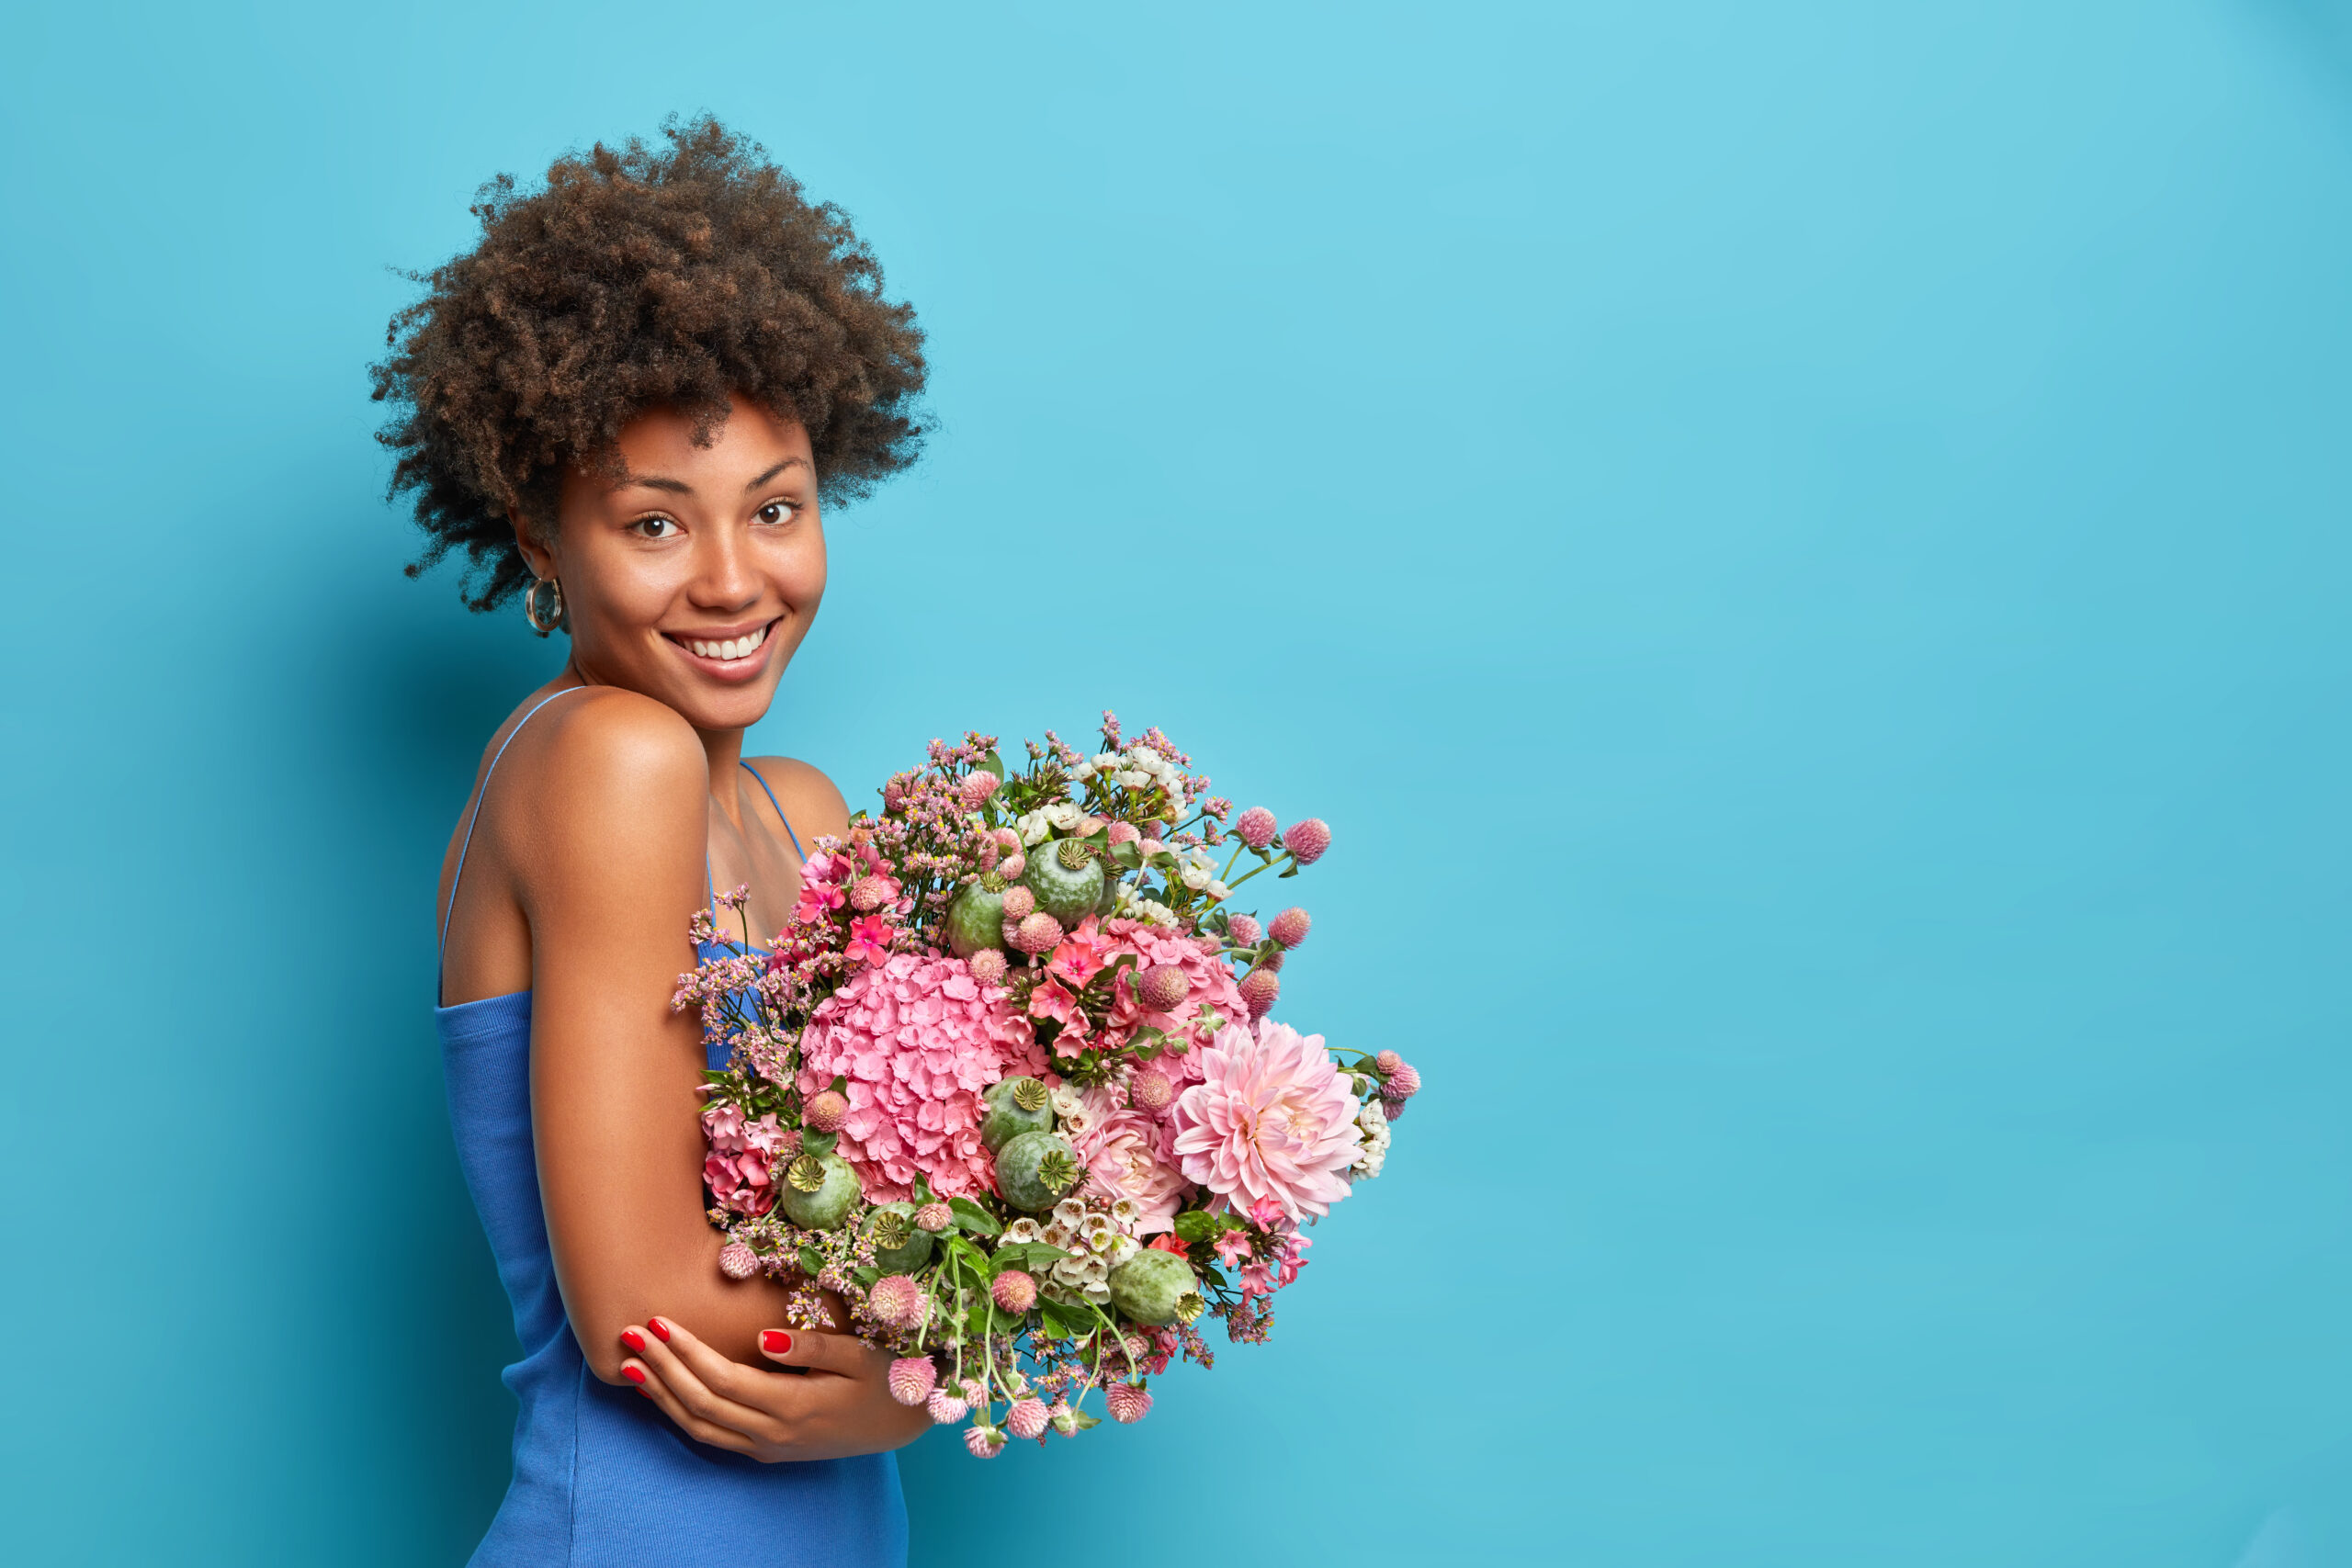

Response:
(511, 515), (556, 582)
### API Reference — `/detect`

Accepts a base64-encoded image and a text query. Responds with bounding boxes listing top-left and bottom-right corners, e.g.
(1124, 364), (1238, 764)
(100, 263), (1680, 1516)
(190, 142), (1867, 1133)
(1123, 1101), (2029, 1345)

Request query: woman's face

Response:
(518, 395), (824, 733)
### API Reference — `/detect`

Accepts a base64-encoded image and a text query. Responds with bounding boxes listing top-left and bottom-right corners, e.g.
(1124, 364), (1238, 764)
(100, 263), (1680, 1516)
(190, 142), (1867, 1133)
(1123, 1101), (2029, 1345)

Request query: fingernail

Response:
(761, 1330), (792, 1354)
(649, 1317), (672, 1343)
(620, 1328), (646, 1353)
(622, 1365), (647, 1385)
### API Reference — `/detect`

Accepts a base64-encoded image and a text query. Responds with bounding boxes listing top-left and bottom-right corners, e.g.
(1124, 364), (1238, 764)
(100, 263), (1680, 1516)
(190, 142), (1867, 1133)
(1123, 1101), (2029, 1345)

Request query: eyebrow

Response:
(612, 456), (808, 496)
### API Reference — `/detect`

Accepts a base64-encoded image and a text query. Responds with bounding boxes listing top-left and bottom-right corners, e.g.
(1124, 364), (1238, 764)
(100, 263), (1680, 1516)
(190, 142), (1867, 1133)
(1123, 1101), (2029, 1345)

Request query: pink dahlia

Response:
(1232, 806), (1278, 850)
(1068, 1088), (1191, 1235)
(1170, 1019), (1360, 1221)
(797, 953), (1044, 1202)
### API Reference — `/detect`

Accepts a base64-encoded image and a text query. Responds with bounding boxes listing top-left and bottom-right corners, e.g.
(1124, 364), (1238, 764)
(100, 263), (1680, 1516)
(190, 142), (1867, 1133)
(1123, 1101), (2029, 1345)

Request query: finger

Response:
(650, 1316), (813, 1418)
(619, 1355), (757, 1455)
(625, 1322), (783, 1439)
(753, 1326), (882, 1378)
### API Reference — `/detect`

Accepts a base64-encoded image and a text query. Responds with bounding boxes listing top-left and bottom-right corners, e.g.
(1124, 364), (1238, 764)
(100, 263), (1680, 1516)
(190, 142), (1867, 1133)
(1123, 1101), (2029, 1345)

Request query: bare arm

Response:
(517, 694), (810, 1384)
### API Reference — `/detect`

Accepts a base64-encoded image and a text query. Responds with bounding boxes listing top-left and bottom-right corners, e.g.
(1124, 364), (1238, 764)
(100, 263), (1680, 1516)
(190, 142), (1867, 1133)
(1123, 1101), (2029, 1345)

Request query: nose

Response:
(687, 518), (762, 613)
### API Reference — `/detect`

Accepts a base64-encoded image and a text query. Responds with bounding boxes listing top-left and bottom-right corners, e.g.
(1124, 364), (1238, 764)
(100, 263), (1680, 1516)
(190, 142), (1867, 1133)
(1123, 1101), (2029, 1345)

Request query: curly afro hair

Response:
(372, 115), (928, 610)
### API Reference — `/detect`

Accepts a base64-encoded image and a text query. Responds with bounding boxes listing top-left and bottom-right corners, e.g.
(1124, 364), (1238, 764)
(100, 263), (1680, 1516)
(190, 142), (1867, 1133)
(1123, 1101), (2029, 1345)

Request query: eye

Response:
(630, 514), (681, 540)
(753, 499), (797, 527)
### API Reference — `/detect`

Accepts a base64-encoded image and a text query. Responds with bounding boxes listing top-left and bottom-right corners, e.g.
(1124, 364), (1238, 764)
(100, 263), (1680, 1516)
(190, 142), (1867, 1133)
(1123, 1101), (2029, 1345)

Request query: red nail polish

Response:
(761, 1330), (792, 1354)
(649, 1317), (672, 1343)
(620, 1328), (646, 1352)
(622, 1365), (647, 1385)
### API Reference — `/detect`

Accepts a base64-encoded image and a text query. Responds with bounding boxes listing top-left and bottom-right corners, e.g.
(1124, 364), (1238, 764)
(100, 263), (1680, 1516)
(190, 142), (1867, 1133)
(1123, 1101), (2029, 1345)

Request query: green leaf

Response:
(1173, 1211), (1216, 1243)
(949, 1197), (1002, 1235)
(851, 1266), (881, 1287)
(797, 1245), (824, 1276)
(1069, 1409), (1102, 1431)
(799, 1130), (838, 1156)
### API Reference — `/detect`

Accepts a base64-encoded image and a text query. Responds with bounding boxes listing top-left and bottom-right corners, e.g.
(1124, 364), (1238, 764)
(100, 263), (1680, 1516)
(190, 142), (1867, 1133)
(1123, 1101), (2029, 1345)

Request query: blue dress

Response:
(435, 688), (907, 1567)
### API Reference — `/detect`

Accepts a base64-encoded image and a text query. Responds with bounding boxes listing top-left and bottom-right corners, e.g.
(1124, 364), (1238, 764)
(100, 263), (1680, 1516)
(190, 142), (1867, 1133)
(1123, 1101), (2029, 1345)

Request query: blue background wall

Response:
(4, 2), (2349, 1562)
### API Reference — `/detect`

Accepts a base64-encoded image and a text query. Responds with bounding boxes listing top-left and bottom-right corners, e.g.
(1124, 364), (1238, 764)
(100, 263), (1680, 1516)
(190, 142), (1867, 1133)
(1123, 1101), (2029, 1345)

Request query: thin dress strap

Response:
(740, 761), (806, 861)
(437, 685), (592, 1000)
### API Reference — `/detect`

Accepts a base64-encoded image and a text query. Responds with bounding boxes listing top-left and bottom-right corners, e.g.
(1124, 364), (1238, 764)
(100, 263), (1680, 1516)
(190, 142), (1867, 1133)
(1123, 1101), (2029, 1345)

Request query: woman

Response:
(378, 119), (930, 1565)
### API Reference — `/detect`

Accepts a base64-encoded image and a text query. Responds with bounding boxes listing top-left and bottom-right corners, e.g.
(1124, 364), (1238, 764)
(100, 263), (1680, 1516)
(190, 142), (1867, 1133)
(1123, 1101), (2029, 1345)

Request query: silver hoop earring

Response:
(523, 577), (566, 637)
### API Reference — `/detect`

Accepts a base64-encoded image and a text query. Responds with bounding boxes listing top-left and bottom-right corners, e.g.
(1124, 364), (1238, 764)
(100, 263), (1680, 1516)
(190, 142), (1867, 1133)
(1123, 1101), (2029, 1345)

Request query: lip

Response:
(662, 616), (782, 683)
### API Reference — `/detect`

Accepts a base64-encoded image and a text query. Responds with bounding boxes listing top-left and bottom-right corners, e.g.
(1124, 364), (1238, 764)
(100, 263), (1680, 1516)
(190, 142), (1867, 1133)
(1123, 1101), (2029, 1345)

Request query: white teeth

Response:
(684, 625), (767, 661)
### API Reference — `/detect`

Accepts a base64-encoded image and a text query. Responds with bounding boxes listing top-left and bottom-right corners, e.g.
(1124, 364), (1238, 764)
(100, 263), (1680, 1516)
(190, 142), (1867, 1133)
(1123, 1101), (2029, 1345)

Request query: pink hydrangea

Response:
(1067, 1087), (1192, 1235)
(1091, 918), (1250, 1085)
(1170, 1019), (1359, 1221)
(798, 953), (1045, 1202)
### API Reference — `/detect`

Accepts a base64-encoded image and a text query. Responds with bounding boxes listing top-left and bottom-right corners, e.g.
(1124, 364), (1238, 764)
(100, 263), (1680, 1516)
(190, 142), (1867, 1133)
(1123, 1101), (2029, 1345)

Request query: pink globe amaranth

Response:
(1237, 968), (1281, 1018)
(869, 1274), (927, 1331)
(1000, 852), (1026, 880)
(1137, 964), (1189, 1012)
(991, 1269), (1038, 1314)
(797, 953), (1045, 1202)
(1375, 1051), (1422, 1098)
(1006, 1397), (1050, 1440)
(926, 1387), (968, 1424)
(1106, 820), (1141, 847)
(1269, 907), (1311, 949)
(1226, 912), (1264, 947)
(888, 1357), (938, 1406)
(964, 1425), (1006, 1458)
(961, 770), (1001, 808)
(1380, 1091), (1407, 1122)
(1259, 950), (1285, 974)
(1170, 1018), (1361, 1222)
(1232, 806), (1278, 851)
(1281, 818), (1331, 865)
(1130, 1066), (1175, 1113)
(804, 1089), (851, 1134)
(966, 948), (1007, 985)
(1011, 911), (1065, 954)
(1000, 885), (1037, 920)
(1106, 1382), (1153, 1424)
(1092, 919), (1250, 1076)
(718, 1241), (760, 1280)
(850, 874), (894, 912)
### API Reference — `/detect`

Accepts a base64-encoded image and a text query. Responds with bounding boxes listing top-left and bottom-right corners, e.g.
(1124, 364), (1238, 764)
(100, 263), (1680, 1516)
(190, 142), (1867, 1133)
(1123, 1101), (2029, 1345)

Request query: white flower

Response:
(1002, 1218), (1043, 1244)
(1129, 746), (1162, 773)
(1205, 880), (1231, 901)
(1351, 1096), (1392, 1178)
(1093, 752), (1125, 771)
(1015, 809), (1053, 847)
(1110, 769), (1147, 790)
(1108, 1235), (1140, 1266)
(1082, 1281), (1113, 1304)
(1108, 1197), (1141, 1228)
(1044, 801), (1085, 832)
(1052, 1196), (1089, 1227)
(1060, 1104), (1096, 1137)
(1078, 1255), (1109, 1285)
(1053, 1256), (1091, 1285)
(1074, 762), (1097, 782)
(1040, 1222), (1073, 1249)
(1050, 1086), (1085, 1120)
(1180, 863), (1212, 891)
(1083, 1221), (1119, 1253)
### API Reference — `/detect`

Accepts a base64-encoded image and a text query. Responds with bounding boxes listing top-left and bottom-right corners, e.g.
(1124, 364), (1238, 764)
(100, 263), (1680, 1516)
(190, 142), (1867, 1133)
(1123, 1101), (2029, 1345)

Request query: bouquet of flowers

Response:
(677, 714), (1422, 1456)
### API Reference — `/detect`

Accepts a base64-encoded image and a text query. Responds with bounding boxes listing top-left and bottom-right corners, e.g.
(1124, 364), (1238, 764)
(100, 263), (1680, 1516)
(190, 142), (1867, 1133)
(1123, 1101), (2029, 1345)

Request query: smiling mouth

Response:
(665, 619), (775, 664)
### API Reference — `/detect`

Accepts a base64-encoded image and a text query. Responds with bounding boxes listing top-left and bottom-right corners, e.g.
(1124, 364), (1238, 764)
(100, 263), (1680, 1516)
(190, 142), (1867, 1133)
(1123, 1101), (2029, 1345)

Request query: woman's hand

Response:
(617, 1316), (931, 1462)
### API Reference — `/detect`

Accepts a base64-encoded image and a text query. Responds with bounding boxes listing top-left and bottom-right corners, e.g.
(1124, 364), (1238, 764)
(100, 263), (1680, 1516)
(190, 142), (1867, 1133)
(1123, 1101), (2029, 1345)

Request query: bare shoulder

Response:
(743, 754), (854, 842)
(503, 687), (707, 826)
